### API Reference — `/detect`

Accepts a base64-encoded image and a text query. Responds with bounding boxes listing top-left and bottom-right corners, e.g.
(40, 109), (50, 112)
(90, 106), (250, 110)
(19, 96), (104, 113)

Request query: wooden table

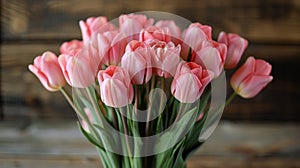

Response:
(0, 120), (299, 168)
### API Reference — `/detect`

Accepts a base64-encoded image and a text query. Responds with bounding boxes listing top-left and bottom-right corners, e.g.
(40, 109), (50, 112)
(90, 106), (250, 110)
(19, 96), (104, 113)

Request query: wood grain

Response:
(0, 120), (299, 168)
(2, 0), (300, 43)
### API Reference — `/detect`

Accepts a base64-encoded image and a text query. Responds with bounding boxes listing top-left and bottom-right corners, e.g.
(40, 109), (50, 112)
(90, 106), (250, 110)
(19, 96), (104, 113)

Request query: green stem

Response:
(86, 86), (104, 127)
(119, 108), (134, 167)
(59, 87), (99, 139)
(60, 87), (116, 168)
(225, 92), (237, 107)
(60, 87), (85, 122)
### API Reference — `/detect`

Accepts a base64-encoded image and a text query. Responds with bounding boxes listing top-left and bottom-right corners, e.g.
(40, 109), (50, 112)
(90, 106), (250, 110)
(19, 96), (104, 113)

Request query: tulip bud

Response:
(192, 40), (227, 78)
(58, 47), (99, 88)
(121, 40), (152, 84)
(171, 62), (213, 103)
(60, 40), (83, 56)
(98, 66), (134, 107)
(181, 23), (212, 60)
(155, 20), (181, 43)
(79, 16), (116, 43)
(139, 26), (171, 42)
(28, 51), (66, 91)
(147, 39), (181, 78)
(218, 32), (248, 69)
(119, 14), (154, 39)
(92, 31), (127, 66)
(231, 56), (273, 98)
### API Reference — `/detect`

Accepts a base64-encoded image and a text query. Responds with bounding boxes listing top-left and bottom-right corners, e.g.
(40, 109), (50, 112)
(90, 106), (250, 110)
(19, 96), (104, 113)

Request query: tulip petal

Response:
(231, 57), (255, 90)
(238, 75), (273, 98)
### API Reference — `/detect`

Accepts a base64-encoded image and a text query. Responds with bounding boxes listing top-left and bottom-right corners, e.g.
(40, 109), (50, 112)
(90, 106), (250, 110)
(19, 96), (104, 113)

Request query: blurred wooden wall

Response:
(1, 0), (300, 121)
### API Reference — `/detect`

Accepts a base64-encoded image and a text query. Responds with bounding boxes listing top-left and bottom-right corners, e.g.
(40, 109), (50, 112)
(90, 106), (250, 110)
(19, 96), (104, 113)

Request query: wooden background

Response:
(1, 0), (300, 167)
(1, 0), (300, 121)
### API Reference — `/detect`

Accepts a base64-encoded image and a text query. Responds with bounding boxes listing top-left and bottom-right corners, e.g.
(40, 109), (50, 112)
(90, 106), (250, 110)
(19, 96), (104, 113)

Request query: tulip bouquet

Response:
(28, 12), (273, 168)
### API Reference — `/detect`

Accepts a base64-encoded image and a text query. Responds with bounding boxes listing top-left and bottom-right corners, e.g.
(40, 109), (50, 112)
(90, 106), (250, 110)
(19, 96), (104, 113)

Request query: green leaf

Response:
(77, 122), (105, 151)
(133, 157), (142, 168)
(155, 150), (172, 167)
(166, 137), (186, 168)
(172, 143), (186, 168)
(154, 105), (197, 152)
(79, 95), (103, 127)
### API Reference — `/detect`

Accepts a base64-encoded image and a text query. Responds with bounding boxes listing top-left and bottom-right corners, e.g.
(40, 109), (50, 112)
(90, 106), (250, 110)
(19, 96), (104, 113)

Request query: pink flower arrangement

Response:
(28, 12), (273, 168)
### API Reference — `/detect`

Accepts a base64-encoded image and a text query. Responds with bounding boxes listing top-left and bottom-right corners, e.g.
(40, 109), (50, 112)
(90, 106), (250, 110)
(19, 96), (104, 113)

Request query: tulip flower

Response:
(192, 40), (227, 78)
(60, 40), (83, 56)
(181, 23), (212, 60)
(218, 32), (248, 69)
(79, 16), (116, 43)
(119, 13), (154, 39)
(121, 40), (152, 84)
(155, 20), (181, 42)
(98, 66), (134, 108)
(91, 30), (127, 66)
(28, 51), (66, 91)
(139, 26), (171, 42)
(171, 61), (213, 103)
(231, 56), (273, 98)
(146, 39), (181, 78)
(58, 47), (99, 88)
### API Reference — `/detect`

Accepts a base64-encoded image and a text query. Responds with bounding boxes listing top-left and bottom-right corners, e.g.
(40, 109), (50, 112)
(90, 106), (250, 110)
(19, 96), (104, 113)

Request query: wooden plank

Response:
(1, 156), (299, 168)
(187, 157), (300, 168)
(0, 120), (299, 167)
(2, 0), (300, 43)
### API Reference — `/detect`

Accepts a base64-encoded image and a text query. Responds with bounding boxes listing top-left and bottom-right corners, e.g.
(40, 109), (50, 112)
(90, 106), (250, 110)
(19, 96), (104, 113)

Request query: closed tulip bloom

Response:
(218, 32), (248, 69)
(94, 31), (127, 66)
(231, 56), (273, 98)
(98, 66), (134, 107)
(119, 14), (154, 39)
(147, 39), (181, 78)
(171, 62), (213, 103)
(192, 40), (227, 78)
(60, 40), (83, 56)
(139, 26), (171, 42)
(155, 20), (181, 42)
(121, 40), (152, 84)
(28, 51), (66, 91)
(58, 47), (99, 88)
(79, 16), (116, 43)
(181, 23), (212, 60)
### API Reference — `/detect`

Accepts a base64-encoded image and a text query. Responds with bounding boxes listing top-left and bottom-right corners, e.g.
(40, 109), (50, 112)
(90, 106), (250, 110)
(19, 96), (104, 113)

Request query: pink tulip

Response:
(218, 32), (248, 69)
(231, 56), (273, 98)
(28, 51), (66, 91)
(60, 40), (83, 56)
(91, 30), (127, 66)
(121, 40), (152, 84)
(181, 23), (212, 60)
(79, 16), (116, 43)
(155, 20), (181, 42)
(171, 61), (213, 103)
(146, 39), (181, 78)
(119, 14), (154, 39)
(139, 26), (171, 42)
(98, 66), (134, 107)
(192, 40), (227, 78)
(58, 47), (99, 88)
